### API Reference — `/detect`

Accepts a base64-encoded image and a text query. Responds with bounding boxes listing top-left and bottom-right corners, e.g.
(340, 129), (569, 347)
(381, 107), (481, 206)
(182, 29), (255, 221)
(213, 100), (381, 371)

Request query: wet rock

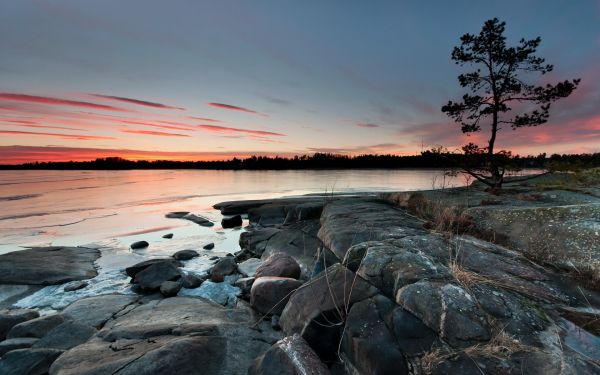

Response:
(251, 277), (303, 315)
(178, 280), (241, 307)
(341, 296), (409, 375)
(203, 242), (215, 250)
(280, 264), (378, 361)
(222, 214), (243, 228)
(63, 281), (88, 292)
(0, 309), (39, 340)
(396, 281), (490, 348)
(0, 337), (39, 356)
(238, 258), (262, 277)
(181, 273), (204, 289)
(32, 321), (96, 350)
(133, 261), (182, 292)
(271, 315), (281, 331)
(234, 277), (255, 299)
(172, 249), (199, 261)
(249, 334), (331, 375)
(162, 233), (174, 239)
(0, 348), (64, 375)
(130, 241), (149, 250)
(125, 258), (183, 279)
(239, 228), (281, 257)
(209, 256), (237, 279)
(160, 281), (182, 297)
(166, 212), (214, 227)
(63, 294), (138, 329)
(7, 314), (65, 339)
(0, 247), (100, 285)
(255, 253), (301, 280)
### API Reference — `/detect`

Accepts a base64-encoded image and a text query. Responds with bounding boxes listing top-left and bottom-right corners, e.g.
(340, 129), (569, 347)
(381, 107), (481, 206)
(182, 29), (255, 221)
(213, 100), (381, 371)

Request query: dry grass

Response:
(420, 348), (453, 374)
(406, 193), (474, 235)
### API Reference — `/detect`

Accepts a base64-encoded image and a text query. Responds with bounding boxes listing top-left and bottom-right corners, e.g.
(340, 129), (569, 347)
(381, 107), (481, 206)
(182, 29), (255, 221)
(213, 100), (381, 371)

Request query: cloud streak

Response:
(91, 94), (185, 110)
(0, 93), (129, 112)
(197, 124), (285, 137)
(0, 130), (115, 140)
(357, 123), (380, 128)
(208, 102), (263, 115)
(120, 129), (191, 137)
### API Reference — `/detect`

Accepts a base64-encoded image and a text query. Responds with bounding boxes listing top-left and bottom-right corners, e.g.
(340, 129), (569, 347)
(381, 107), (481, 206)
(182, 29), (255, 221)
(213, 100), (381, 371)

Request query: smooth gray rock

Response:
(125, 258), (183, 279)
(0, 337), (39, 356)
(255, 253), (301, 280)
(162, 233), (173, 239)
(222, 214), (243, 228)
(249, 334), (331, 375)
(134, 261), (182, 292)
(203, 242), (215, 250)
(181, 273), (204, 289)
(32, 320), (96, 350)
(0, 247), (100, 285)
(166, 212), (214, 227)
(130, 241), (149, 250)
(172, 249), (199, 261)
(250, 277), (303, 315)
(7, 314), (65, 339)
(160, 281), (182, 297)
(63, 281), (88, 292)
(63, 294), (138, 329)
(178, 280), (241, 307)
(0, 309), (39, 340)
(234, 277), (255, 299)
(238, 258), (262, 277)
(209, 257), (237, 279)
(0, 348), (64, 375)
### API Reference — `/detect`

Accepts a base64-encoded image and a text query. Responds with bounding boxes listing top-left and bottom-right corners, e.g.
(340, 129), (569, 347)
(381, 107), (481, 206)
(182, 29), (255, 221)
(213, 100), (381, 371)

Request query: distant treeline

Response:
(1, 152), (599, 170)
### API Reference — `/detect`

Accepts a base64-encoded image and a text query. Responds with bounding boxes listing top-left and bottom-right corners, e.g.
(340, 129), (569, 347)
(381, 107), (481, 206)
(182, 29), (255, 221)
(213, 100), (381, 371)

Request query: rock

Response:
(130, 241), (149, 249)
(0, 247), (100, 285)
(0, 348), (64, 375)
(133, 261), (182, 292)
(280, 264), (378, 361)
(251, 277), (303, 315)
(166, 212), (214, 227)
(0, 309), (39, 340)
(209, 257), (237, 279)
(396, 281), (490, 348)
(63, 294), (138, 329)
(181, 273), (204, 289)
(222, 214), (243, 228)
(238, 258), (262, 277)
(214, 198), (323, 215)
(7, 314), (65, 339)
(160, 281), (182, 297)
(0, 337), (39, 356)
(125, 258), (183, 279)
(32, 321), (96, 350)
(162, 233), (174, 239)
(270, 315), (281, 331)
(249, 334), (331, 375)
(63, 281), (88, 292)
(179, 280), (241, 307)
(203, 243), (215, 250)
(50, 297), (272, 375)
(239, 228), (281, 256)
(255, 253), (301, 280)
(172, 249), (199, 260)
(234, 277), (255, 299)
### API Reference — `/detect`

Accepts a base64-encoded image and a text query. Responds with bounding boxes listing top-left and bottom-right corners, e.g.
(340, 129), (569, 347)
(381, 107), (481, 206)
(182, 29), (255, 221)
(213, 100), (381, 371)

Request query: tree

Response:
(442, 18), (580, 188)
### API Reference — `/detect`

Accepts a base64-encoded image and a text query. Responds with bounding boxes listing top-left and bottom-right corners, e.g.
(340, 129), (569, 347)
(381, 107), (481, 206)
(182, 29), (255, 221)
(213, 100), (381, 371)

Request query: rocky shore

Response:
(0, 181), (599, 374)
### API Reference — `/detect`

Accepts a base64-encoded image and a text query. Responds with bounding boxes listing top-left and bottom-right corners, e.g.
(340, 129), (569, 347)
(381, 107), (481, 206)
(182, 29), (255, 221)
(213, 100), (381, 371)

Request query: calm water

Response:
(0, 169), (468, 254)
(0, 169), (468, 310)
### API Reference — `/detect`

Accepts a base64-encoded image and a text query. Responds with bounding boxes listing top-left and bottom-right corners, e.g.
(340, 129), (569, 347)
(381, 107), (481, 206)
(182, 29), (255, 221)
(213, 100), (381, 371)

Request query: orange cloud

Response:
(0, 130), (115, 140)
(0, 93), (129, 112)
(120, 129), (191, 137)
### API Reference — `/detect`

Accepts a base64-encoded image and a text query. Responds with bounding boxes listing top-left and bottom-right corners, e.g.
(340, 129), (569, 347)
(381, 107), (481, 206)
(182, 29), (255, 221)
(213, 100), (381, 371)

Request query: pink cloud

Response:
(121, 120), (195, 131)
(120, 129), (191, 137)
(0, 130), (115, 140)
(90, 94), (185, 110)
(197, 124), (285, 137)
(0, 93), (129, 112)
(188, 116), (222, 122)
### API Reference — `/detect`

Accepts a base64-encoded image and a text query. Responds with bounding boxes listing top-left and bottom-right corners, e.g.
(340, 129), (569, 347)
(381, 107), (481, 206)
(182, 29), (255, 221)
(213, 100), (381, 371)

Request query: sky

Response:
(1, 0), (599, 164)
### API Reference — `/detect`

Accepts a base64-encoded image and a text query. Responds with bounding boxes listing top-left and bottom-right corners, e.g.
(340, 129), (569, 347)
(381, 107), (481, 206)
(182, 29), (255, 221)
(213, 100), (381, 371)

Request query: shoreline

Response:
(1, 179), (599, 374)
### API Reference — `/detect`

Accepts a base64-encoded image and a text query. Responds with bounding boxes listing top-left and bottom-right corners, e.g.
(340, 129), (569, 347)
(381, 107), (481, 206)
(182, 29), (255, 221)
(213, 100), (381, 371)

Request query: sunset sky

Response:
(1, 1), (599, 164)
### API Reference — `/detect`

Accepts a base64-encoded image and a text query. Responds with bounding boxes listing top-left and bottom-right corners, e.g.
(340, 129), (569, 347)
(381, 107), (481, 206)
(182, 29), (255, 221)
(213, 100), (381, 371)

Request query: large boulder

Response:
(251, 277), (303, 315)
(125, 258), (183, 279)
(172, 249), (199, 261)
(255, 253), (301, 280)
(0, 337), (39, 356)
(32, 321), (96, 350)
(160, 281), (182, 297)
(0, 348), (64, 375)
(249, 334), (331, 375)
(50, 297), (275, 375)
(62, 294), (139, 329)
(280, 264), (378, 361)
(133, 261), (182, 292)
(238, 258), (262, 277)
(396, 281), (490, 348)
(7, 314), (66, 339)
(209, 257), (238, 279)
(221, 214), (243, 228)
(0, 309), (39, 340)
(0, 247), (100, 285)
